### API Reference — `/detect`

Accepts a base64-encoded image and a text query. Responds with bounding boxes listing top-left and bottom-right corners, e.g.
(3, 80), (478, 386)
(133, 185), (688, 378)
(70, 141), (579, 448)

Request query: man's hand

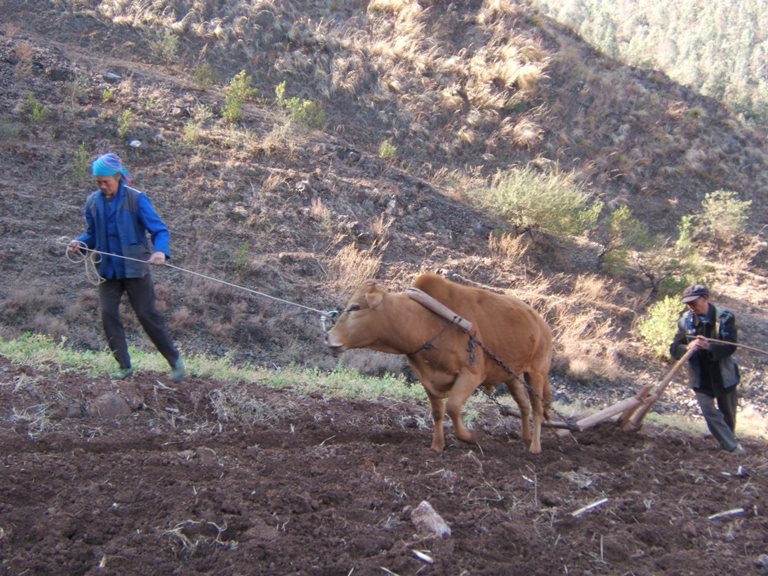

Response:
(148, 251), (166, 265)
(67, 240), (82, 254)
(689, 335), (710, 351)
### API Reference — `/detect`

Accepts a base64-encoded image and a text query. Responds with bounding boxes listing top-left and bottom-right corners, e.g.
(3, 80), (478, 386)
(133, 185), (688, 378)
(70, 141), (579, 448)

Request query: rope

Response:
(703, 337), (768, 357)
(60, 238), (331, 317)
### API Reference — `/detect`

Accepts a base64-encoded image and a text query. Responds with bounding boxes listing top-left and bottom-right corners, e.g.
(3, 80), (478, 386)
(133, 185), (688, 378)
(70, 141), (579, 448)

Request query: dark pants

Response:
(695, 388), (739, 451)
(99, 275), (179, 369)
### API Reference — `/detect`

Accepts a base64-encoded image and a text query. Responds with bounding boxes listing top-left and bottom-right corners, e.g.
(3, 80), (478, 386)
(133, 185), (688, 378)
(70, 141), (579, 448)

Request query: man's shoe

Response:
(731, 443), (746, 455)
(170, 358), (186, 382)
(110, 367), (134, 379)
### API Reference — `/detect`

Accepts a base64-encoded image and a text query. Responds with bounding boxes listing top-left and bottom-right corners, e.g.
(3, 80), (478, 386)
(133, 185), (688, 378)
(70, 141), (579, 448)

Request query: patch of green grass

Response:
(0, 334), (418, 401)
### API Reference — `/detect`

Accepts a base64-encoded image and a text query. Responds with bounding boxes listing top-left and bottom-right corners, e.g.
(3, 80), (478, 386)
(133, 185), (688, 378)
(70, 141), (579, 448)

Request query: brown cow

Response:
(325, 272), (553, 453)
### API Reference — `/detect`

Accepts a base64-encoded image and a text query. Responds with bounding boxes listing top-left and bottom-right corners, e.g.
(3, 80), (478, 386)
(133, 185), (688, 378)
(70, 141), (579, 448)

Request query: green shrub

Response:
(675, 214), (696, 254)
(637, 295), (682, 359)
(0, 117), (22, 140)
(473, 166), (602, 237)
(117, 109), (132, 139)
(70, 143), (90, 182)
(285, 97), (325, 129)
(698, 190), (751, 241)
(148, 28), (179, 63)
(193, 62), (216, 90)
(223, 70), (257, 124)
(24, 93), (47, 123)
(379, 141), (397, 160)
(602, 206), (659, 276)
(275, 80), (287, 103)
(275, 81), (325, 129)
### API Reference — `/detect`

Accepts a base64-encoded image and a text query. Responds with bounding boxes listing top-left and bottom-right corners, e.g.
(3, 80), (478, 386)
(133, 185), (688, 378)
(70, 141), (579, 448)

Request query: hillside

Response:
(2, 1), (768, 574)
(1, 0), (767, 415)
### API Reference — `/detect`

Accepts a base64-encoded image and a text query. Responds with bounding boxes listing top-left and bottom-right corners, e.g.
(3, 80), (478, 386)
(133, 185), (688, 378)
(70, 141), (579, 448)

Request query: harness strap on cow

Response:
(405, 288), (477, 365)
(405, 284), (578, 430)
(405, 321), (453, 357)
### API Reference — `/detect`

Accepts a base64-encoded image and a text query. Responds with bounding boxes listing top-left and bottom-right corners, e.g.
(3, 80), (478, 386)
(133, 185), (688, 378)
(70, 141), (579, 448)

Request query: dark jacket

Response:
(77, 182), (170, 279)
(670, 303), (740, 394)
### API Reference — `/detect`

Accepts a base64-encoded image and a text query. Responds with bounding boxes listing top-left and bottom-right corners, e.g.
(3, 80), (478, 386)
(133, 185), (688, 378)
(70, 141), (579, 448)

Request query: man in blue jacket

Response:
(69, 152), (185, 382)
(669, 284), (743, 453)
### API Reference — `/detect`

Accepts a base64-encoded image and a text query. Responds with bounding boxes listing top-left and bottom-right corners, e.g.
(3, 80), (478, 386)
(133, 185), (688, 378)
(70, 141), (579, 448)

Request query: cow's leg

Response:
(506, 378), (532, 445)
(445, 372), (481, 445)
(424, 388), (447, 452)
(525, 372), (546, 453)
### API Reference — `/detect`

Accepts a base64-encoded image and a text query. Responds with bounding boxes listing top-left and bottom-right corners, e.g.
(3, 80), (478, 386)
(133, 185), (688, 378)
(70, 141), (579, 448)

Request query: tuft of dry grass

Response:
(553, 305), (623, 381)
(370, 213), (395, 244)
(326, 243), (382, 300)
(488, 232), (529, 265)
(367, 0), (415, 14)
(511, 117), (544, 150)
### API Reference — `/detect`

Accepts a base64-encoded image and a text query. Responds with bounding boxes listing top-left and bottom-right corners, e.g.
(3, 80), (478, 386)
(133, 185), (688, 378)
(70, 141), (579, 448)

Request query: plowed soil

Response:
(2, 355), (766, 576)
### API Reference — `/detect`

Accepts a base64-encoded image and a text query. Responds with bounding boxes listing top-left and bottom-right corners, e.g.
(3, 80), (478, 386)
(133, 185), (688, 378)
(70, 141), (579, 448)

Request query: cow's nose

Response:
(324, 333), (344, 353)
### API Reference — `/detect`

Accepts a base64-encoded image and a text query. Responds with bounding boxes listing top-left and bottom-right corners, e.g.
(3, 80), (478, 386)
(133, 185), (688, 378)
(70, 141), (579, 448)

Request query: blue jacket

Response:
(77, 181), (171, 279)
(669, 303), (740, 394)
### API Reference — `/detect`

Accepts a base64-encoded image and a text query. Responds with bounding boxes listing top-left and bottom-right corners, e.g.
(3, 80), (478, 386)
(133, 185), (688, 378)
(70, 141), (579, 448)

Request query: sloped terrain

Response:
(1, 1), (768, 573)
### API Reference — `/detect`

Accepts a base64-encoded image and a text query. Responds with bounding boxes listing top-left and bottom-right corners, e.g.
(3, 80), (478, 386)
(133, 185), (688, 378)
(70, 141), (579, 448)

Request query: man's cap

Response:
(681, 284), (709, 303)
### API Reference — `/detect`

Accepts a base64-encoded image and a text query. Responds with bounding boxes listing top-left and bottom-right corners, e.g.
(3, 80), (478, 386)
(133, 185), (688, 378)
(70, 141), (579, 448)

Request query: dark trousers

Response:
(695, 388), (739, 451)
(99, 275), (179, 369)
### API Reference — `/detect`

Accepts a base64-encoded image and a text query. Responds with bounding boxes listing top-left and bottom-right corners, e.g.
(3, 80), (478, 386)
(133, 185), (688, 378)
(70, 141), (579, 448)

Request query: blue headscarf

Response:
(92, 152), (131, 183)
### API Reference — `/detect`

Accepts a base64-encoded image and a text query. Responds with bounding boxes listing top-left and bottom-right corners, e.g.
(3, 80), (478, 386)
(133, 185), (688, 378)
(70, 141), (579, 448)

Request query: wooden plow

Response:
(545, 347), (697, 433)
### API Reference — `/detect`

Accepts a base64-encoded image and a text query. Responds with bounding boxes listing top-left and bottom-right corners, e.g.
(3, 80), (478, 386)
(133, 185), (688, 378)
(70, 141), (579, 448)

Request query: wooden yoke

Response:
(405, 288), (475, 335)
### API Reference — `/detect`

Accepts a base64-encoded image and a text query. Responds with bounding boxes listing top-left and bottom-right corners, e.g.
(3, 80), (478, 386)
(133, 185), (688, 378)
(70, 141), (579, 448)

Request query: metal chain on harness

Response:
(469, 334), (578, 430)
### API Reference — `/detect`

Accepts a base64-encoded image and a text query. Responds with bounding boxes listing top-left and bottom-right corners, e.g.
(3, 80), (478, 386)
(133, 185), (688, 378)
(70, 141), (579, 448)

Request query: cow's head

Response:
(324, 280), (385, 353)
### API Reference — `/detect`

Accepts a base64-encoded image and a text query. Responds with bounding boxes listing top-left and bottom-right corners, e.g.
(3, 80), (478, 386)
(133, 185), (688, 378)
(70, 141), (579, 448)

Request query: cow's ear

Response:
(366, 292), (383, 309)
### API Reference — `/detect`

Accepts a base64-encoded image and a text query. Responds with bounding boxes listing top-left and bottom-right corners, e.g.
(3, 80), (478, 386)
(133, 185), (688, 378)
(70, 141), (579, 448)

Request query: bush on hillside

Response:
(697, 190), (751, 243)
(223, 70), (256, 124)
(637, 295), (682, 359)
(473, 166), (602, 237)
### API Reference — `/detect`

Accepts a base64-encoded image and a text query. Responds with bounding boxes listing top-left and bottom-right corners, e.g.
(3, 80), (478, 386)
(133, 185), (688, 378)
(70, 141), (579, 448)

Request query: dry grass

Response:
(488, 232), (529, 265)
(553, 306), (622, 381)
(367, 0), (415, 15)
(209, 384), (298, 425)
(370, 213), (395, 244)
(326, 244), (383, 300)
(511, 117), (544, 150)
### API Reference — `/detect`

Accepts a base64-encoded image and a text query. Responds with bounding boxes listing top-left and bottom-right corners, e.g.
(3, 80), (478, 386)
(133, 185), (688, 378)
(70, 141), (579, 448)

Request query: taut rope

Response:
(61, 238), (333, 320)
